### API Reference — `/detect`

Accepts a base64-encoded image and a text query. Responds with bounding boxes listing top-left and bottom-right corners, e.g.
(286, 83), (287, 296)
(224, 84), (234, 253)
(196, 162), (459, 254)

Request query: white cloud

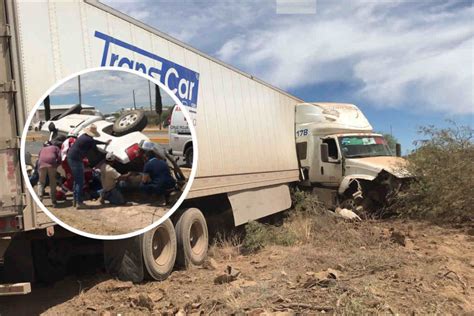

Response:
(102, 0), (474, 114)
(213, 1), (474, 114)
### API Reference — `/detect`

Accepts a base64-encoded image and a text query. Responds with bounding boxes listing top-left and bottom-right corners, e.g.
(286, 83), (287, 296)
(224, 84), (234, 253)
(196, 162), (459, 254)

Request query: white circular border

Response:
(20, 67), (198, 240)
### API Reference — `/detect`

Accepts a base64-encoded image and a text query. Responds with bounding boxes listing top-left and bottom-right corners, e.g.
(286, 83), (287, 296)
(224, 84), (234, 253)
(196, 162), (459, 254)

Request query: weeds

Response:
(241, 221), (299, 253)
(242, 189), (332, 253)
(209, 233), (242, 260)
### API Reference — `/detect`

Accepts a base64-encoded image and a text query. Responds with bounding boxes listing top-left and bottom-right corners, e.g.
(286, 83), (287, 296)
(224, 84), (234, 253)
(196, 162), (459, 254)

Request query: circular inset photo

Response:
(20, 68), (197, 239)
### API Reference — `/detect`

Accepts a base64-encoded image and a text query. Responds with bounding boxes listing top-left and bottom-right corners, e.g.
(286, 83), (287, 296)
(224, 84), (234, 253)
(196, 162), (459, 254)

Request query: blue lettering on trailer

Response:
(95, 31), (199, 108)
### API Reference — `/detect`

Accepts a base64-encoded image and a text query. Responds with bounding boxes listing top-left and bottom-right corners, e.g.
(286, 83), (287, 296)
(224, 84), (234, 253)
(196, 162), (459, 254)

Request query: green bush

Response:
(242, 221), (270, 253)
(242, 219), (300, 253)
(291, 189), (326, 216)
(393, 121), (473, 222)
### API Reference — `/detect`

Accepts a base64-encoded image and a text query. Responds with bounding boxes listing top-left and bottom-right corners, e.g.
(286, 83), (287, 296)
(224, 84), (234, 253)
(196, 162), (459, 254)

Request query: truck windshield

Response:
(338, 136), (392, 158)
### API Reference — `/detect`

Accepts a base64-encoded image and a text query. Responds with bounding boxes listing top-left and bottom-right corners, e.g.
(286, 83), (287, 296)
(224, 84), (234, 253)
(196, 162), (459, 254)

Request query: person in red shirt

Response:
(37, 142), (61, 206)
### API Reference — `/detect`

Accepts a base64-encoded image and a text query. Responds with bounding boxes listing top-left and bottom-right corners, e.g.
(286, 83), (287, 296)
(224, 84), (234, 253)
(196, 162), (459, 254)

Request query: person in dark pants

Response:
(140, 150), (176, 197)
(67, 124), (110, 209)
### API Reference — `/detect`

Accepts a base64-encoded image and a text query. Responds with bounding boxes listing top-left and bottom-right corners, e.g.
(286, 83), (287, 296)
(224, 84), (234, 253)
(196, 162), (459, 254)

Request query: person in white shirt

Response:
(99, 153), (130, 205)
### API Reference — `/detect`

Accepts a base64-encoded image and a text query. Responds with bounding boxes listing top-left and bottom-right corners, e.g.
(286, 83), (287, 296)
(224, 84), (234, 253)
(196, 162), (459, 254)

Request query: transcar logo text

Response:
(95, 31), (199, 108)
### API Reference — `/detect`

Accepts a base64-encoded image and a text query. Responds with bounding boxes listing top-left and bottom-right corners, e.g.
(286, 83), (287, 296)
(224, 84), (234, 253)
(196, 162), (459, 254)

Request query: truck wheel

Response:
(31, 240), (68, 284)
(175, 208), (208, 267)
(141, 219), (177, 281)
(340, 196), (374, 218)
(113, 110), (148, 136)
(184, 146), (193, 167)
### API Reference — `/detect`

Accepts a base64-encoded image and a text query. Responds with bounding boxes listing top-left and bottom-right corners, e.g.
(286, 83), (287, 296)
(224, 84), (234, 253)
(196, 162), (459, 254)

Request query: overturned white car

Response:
(41, 104), (150, 171)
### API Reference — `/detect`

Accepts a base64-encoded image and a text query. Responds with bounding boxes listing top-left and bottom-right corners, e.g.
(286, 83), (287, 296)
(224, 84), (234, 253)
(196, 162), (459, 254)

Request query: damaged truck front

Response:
(296, 102), (411, 216)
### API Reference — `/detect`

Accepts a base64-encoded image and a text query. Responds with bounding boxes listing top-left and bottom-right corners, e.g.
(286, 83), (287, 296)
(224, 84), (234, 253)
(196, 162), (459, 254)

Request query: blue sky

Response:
(50, 70), (174, 114)
(101, 0), (473, 152)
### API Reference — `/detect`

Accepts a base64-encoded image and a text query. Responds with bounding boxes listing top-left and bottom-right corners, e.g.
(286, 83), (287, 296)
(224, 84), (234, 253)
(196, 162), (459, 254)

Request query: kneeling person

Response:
(100, 153), (130, 205)
(140, 151), (176, 196)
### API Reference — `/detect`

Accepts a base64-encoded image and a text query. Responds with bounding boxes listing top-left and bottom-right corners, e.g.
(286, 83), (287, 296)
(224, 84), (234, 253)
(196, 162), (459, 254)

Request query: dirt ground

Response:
(41, 168), (190, 236)
(1, 219), (472, 315)
(30, 152), (190, 235)
(43, 193), (170, 236)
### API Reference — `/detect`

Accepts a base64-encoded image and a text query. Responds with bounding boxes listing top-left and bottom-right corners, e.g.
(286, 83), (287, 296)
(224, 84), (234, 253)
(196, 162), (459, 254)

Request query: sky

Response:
(102, 0), (474, 152)
(50, 70), (175, 114)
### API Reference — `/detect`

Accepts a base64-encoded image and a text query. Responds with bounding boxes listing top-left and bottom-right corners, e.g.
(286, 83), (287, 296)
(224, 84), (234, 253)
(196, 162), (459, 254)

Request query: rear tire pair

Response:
(141, 208), (208, 280)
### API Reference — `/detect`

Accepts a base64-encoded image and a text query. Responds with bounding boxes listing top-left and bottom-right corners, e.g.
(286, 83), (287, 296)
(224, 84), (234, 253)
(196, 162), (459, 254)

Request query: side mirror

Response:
(320, 143), (329, 163)
(395, 143), (402, 157)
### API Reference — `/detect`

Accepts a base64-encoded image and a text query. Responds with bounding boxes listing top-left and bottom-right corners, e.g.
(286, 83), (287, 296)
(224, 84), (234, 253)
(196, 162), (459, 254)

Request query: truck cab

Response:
(296, 103), (409, 211)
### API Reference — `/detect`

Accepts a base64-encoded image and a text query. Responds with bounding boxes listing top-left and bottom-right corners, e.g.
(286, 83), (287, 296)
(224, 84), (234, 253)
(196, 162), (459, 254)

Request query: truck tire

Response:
(113, 110), (148, 136)
(175, 208), (208, 267)
(141, 219), (177, 281)
(184, 146), (193, 167)
(31, 240), (68, 284)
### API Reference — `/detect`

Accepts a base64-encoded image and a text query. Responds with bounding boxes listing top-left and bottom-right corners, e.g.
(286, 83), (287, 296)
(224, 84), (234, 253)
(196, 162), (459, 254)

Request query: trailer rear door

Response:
(0, 0), (54, 232)
(0, 0), (24, 233)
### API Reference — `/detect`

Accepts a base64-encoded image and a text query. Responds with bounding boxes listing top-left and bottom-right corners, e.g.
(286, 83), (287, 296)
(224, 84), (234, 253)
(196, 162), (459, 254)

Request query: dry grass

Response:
(208, 233), (242, 261)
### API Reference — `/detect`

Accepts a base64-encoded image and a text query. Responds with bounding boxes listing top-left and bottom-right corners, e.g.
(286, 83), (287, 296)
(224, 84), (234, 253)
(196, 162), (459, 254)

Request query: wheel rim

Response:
(152, 226), (172, 266)
(189, 220), (206, 256)
(119, 113), (138, 127)
(342, 198), (357, 210)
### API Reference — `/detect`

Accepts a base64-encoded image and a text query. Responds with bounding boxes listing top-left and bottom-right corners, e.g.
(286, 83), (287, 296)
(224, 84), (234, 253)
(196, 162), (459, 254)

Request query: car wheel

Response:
(184, 146), (193, 167)
(113, 110), (148, 136)
(141, 219), (177, 281)
(175, 208), (208, 268)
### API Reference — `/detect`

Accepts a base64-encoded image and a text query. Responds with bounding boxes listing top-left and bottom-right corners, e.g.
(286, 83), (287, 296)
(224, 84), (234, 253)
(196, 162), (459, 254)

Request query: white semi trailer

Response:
(0, 0), (301, 294)
(0, 0), (408, 295)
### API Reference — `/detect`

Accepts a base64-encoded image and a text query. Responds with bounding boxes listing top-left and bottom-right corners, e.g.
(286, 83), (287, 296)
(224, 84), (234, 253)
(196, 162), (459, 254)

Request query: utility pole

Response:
(148, 80), (152, 111)
(155, 84), (163, 130)
(78, 75), (82, 105)
(133, 90), (136, 110)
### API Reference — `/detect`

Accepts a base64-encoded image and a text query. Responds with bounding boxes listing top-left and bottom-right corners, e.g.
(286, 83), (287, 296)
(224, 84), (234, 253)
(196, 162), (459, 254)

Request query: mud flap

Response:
(228, 184), (292, 226)
(103, 237), (144, 282)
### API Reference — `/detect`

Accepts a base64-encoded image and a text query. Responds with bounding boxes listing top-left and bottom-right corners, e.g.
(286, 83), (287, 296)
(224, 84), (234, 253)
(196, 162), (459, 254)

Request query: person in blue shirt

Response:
(140, 150), (176, 196)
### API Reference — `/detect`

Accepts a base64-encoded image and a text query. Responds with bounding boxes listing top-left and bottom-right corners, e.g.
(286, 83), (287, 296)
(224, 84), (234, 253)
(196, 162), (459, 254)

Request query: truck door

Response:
(316, 137), (343, 186)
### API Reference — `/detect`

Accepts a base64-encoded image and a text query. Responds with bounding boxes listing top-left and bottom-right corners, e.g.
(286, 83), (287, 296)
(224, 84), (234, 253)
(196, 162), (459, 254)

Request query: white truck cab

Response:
(296, 103), (409, 211)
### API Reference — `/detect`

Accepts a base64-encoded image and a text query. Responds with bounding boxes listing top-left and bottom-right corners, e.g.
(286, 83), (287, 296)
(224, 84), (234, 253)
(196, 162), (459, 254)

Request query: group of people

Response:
(34, 124), (176, 209)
